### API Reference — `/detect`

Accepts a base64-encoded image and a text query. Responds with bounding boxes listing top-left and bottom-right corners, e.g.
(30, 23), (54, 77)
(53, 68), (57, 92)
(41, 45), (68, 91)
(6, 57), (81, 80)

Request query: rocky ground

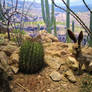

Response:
(0, 31), (92, 92)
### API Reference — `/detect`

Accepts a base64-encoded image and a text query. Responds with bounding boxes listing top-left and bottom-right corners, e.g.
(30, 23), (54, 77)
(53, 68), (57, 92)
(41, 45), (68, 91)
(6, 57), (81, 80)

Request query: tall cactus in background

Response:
(88, 12), (92, 46)
(0, 3), (5, 21)
(72, 20), (75, 32)
(66, 0), (71, 43)
(41, 0), (56, 35)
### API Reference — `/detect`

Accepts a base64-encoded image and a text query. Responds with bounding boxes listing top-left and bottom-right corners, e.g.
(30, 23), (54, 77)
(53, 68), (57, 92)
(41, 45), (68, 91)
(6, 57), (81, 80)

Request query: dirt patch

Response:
(10, 66), (85, 92)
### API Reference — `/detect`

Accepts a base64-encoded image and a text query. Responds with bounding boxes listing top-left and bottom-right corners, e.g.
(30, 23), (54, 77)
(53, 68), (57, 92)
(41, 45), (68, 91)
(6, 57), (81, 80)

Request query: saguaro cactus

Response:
(88, 12), (92, 46)
(41, 0), (56, 35)
(66, 0), (70, 29)
(66, 0), (71, 42)
(72, 20), (75, 32)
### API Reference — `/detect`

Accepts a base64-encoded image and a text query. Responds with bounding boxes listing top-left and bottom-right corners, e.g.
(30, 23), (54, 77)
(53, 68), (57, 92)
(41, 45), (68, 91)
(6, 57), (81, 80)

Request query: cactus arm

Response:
(66, 0), (70, 29)
(66, 0), (71, 43)
(45, 0), (51, 33)
(54, 16), (57, 36)
(41, 0), (46, 23)
(41, 0), (56, 34)
(45, 0), (50, 24)
(72, 20), (74, 32)
(90, 12), (92, 32)
(50, 2), (54, 27)
(88, 12), (92, 46)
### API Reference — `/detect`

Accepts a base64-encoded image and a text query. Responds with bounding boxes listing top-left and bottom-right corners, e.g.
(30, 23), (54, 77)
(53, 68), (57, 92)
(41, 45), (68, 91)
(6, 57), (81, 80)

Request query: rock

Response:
(64, 70), (76, 83)
(0, 46), (6, 51)
(11, 66), (19, 74)
(68, 56), (78, 69)
(48, 33), (59, 42)
(8, 41), (17, 46)
(39, 30), (59, 43)
(0, 38), (9, 46)
(0, 51), (13, 77)
(3, 44), (18, 56)
(24, 34), (32, 41)
(44, 56), (61, 70)
(50, 71), (62, 82)
(9, 53), (19, 65)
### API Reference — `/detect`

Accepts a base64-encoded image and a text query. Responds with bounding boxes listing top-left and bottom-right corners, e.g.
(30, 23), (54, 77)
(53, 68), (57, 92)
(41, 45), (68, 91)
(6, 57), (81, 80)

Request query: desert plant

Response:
(37, 24), (40, 31)
(88, 12), (92, 46)
(19, 40), (44, 74)
(66, 0), (71, 43)
(12, 29), (25, 46)
(41, 0), (56, 35)
(72, 20), (75, 32)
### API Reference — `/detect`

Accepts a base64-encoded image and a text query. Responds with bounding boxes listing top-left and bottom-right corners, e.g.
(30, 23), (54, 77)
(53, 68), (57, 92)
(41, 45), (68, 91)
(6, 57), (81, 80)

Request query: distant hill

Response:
(7, 0), (92, 12)
(55, 4), (92, 12)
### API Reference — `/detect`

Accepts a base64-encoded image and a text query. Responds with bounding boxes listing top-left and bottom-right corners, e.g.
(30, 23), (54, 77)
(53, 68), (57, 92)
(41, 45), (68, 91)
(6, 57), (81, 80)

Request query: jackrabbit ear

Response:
(78, 31), (83, 45)
(67, 29), (77, 43)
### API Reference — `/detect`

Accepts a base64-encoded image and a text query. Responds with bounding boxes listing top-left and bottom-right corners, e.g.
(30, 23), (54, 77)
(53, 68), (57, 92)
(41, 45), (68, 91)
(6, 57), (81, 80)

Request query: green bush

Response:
(19, 40), (44, 74)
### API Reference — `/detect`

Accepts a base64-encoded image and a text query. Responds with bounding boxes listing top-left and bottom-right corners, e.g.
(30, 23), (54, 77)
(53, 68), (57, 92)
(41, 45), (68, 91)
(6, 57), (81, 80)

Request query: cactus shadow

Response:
(18, 61), (48, 75)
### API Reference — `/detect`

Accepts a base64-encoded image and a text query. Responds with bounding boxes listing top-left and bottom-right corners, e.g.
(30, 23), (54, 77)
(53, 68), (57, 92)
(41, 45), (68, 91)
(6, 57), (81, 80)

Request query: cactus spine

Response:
(66, 0), (71, 43)
(41, 0), (56, 35)
(72, 20), (75, 32)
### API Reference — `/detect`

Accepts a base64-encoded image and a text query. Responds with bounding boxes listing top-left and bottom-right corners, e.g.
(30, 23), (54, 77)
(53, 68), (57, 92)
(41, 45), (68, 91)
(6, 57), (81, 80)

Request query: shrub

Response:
(19, 40), (44, 74)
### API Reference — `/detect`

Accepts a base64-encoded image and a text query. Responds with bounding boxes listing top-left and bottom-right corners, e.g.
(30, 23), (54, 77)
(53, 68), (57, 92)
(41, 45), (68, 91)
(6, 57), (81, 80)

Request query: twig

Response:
(82, 0), (92, 13)
(16, 81), (30, 92)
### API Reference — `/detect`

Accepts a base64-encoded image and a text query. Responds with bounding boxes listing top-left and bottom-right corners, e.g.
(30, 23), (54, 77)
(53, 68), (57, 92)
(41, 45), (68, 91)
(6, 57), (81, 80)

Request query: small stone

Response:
(64, 70), (77, 83)
(47, 89), (50, 92)
(11, 66), (19, 74)
(50, 71), (62, 82)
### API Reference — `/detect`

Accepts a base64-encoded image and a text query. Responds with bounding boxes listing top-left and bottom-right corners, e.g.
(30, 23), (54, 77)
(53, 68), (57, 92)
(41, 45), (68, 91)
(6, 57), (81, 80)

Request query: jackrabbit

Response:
(67, 29), (92, 74)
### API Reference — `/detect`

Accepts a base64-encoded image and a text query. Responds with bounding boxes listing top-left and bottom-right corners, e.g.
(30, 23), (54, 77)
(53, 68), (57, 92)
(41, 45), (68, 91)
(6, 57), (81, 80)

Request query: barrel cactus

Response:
(19, 40), (44, 74)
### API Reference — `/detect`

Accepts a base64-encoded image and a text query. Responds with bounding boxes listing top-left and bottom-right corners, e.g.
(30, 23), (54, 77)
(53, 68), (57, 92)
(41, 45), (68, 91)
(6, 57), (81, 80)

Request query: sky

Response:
(20, 0), (91, 6)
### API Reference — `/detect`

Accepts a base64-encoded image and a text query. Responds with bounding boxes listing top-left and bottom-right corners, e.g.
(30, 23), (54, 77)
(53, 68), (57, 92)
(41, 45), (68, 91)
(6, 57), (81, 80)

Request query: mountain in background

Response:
(7, 0), (92, 12)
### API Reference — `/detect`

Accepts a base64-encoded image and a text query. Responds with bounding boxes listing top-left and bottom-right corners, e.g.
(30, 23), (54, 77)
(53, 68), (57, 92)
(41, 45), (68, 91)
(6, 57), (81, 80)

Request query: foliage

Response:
(80, 74), (92, 92)
(19, 40), (44, 74)
(11, 29), (26, 46)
